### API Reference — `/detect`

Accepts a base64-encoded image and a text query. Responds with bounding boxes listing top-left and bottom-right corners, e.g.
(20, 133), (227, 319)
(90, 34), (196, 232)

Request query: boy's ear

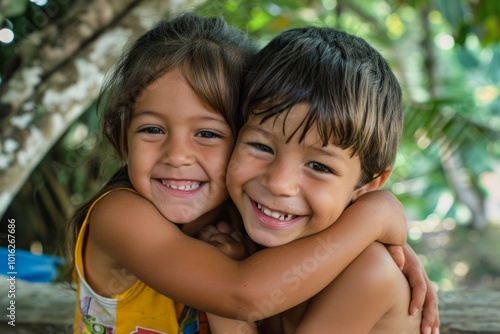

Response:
(351, 168), (392, 202)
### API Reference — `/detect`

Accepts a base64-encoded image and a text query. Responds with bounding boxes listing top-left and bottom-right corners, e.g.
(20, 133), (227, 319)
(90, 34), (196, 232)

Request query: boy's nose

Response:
(263, 158), (300, 197)
(161, 135), (195, 167)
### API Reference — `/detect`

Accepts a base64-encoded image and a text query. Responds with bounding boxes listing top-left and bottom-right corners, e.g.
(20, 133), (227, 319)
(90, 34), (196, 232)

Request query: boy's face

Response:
(227, 103), (371, 247)
(126, 69), (234, 227)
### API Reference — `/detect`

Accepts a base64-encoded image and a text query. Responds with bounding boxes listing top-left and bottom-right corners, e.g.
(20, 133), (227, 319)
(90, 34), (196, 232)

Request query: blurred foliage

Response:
(0, 0), (72, 85)
(1, 0), (500, 289)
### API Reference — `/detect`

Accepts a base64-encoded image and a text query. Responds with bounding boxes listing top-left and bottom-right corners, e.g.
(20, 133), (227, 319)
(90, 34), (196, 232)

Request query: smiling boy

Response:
(217, 26), (439, 333)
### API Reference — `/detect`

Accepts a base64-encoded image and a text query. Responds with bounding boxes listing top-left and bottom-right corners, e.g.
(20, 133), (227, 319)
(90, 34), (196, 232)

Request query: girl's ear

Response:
(351, 168), (392, 202)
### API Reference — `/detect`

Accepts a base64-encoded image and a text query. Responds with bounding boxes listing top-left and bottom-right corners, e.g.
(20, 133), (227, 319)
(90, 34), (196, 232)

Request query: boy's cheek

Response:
(226, 159), (243, 183)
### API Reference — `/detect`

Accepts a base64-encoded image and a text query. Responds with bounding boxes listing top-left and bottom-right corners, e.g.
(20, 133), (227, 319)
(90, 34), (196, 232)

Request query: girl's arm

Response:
(88, 189), (406, 320)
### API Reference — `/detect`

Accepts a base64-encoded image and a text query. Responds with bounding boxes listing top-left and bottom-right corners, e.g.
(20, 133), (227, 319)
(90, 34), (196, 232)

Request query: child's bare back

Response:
(261, 242), (421, 333)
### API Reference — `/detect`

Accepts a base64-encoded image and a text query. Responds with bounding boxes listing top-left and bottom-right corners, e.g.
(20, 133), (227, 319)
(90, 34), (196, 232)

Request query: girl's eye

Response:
(307, 162), (333, 174)
(197, 130), (220, 139)
(248, 142), (273, 154)
(141, 127), (164, 134)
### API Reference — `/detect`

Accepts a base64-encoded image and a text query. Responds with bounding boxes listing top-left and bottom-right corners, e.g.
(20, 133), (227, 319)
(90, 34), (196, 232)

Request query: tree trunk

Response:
(0, 0), (192, 219)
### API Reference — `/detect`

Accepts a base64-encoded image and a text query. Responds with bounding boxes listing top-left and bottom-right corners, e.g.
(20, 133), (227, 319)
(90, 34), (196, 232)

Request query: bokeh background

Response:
(1, 0), (499, 293)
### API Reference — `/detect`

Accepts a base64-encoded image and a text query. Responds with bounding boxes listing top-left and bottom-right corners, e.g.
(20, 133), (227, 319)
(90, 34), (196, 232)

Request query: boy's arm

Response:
(206, 314), (257, 334)
(89, 189), (406, 320)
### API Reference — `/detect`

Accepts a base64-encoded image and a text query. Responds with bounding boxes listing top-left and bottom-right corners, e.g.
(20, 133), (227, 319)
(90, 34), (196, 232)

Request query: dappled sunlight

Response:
(409, 218), (500, 291)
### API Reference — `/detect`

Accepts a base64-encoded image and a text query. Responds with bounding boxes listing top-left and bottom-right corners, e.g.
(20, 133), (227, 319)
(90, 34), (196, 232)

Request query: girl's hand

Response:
(401, 243), (440, 334)
(386, 244), (405, 270)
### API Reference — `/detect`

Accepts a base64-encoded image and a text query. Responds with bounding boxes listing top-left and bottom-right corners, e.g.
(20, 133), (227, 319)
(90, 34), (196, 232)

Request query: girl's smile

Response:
(127, 68), (234, 226)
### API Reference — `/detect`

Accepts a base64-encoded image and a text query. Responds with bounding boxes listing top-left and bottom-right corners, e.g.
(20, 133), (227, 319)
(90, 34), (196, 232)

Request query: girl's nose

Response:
(161, 134), (195, 167)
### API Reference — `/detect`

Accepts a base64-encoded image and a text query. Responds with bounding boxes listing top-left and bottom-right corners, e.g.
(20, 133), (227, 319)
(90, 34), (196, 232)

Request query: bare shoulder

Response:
(331, 242), (407, 305)
(90, 189), (176, 237)
(292, 242), (419, 334)
(83, 188), (182, 295)
(351, 242), (402, 281)
(91, 189), (156, 221)
(352, 243), (421, 333)
(347, 242), (412, 307)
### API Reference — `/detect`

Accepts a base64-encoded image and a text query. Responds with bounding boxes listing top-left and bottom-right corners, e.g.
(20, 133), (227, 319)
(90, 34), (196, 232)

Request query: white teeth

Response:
(257, 202), (296, 221)
(161, 180), (201, 191)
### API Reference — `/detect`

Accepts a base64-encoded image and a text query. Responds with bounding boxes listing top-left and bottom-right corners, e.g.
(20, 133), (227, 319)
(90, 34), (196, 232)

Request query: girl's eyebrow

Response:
(131, 110), (161, 119)
(132, 109), (229, 125)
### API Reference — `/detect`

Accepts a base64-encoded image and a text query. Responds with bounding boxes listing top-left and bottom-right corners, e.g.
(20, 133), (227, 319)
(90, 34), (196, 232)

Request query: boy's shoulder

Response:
(344, 242), (409, 296)
(277, 242), (415, 333)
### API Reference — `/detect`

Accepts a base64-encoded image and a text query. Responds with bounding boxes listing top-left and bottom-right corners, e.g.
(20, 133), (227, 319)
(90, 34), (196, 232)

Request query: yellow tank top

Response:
(73, 188), (184, 333)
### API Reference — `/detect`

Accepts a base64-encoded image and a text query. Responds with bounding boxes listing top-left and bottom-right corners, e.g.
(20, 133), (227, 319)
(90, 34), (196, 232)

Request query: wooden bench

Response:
(440, 289), (500, 333)
(1, 280), (499, 333)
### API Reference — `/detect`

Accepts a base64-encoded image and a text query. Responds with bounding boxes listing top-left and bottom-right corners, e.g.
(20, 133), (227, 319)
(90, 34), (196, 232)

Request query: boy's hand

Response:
(351, 190), (407, 246)
(401, 243), (440, 334)
(197, 221), (254, 260)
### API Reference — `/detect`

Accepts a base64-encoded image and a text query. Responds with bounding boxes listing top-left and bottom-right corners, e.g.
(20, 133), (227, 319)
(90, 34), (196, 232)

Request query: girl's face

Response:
(227, 103), (373, 247)
(127, 69), (234, 228)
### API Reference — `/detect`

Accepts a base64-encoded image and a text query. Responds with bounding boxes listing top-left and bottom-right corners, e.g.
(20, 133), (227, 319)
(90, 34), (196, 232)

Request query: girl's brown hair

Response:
(65, 13), (257, 279)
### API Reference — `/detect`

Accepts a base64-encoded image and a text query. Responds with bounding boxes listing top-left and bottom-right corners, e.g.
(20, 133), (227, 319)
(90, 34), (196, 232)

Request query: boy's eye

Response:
(196, 130), (220, 139)
(141, 126), (164, 134)
(249, 142), (273, 154)
(307, 162), (333, 174)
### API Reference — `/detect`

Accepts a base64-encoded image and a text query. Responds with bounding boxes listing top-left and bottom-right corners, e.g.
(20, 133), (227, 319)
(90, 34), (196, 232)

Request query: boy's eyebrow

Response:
(247, 124), (347, 160)
(244, 125), (272, 137)
(308, 145), (346, 160)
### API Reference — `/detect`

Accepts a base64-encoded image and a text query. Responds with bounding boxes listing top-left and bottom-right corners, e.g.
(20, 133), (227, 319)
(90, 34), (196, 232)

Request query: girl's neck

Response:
(179, 200), (232, 236)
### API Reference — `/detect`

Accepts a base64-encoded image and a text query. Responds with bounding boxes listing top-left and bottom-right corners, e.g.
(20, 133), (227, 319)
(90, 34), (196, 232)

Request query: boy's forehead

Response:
(249, 101), (311, 121)
(246, 103), (321, 142)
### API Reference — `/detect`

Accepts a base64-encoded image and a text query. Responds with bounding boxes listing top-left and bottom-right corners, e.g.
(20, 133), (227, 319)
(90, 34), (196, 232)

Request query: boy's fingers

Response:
(216, 221), (231, 233)
(230, 230), (244, 242)
(196, 225), (219, 241)
(210, 233), (236, 245)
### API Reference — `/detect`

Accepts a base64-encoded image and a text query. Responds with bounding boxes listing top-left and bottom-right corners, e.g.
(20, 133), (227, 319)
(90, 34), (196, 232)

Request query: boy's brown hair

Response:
(239, 27), (403, 187)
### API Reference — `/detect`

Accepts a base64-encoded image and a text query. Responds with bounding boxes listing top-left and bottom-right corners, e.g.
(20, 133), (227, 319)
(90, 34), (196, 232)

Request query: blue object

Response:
(0, 246), (63, 283)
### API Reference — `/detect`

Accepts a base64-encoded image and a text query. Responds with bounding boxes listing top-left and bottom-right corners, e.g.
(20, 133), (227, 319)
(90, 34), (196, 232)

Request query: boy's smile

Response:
(127, 69), (234, 227)
(227, 103), (371, 247)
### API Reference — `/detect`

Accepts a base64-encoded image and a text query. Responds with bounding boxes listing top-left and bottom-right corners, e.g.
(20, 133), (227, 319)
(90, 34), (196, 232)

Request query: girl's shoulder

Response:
(91, 187), (151, 217)
(87, 187), (170, 238)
